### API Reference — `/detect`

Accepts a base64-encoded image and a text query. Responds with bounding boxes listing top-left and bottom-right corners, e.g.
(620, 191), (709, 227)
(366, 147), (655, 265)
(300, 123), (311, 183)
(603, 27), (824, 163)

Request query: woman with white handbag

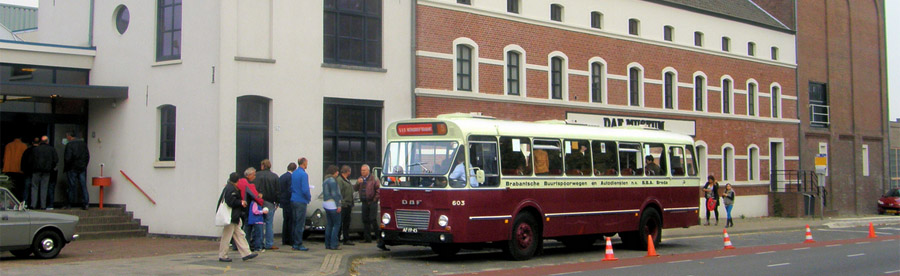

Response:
(216, 172), (258, 262)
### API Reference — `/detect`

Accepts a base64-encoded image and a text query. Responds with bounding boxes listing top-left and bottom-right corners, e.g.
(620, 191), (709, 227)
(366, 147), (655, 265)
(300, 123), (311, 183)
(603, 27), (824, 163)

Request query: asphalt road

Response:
(353, 225), (900, 275)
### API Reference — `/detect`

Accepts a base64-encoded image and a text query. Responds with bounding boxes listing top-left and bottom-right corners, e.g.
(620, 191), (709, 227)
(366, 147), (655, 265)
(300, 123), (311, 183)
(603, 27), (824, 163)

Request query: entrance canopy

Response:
(1, 82), (127, 99)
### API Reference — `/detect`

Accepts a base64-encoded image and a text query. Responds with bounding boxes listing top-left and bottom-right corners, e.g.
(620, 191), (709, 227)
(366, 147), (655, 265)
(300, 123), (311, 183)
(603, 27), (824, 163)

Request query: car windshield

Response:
(383, 141), (460, 176)
(888, 189), (900, 197)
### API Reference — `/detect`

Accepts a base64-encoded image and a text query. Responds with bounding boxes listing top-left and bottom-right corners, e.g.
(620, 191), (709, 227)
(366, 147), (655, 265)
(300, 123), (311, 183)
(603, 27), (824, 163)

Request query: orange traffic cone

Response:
(602, 237), (618, 261)
(803, 224), (815, 243)
(645, 235), (659, 257)
(723, 229), (736, 249)
(868, 222), (878, 238)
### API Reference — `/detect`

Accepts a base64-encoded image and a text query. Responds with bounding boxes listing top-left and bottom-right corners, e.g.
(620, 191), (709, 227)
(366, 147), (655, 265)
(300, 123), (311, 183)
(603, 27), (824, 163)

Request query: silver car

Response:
(0, 187), (79, 259)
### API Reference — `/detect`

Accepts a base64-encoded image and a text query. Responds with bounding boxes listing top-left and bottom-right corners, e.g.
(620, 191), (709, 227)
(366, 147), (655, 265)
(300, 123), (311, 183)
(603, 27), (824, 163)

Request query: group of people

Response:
(216, 158), (388, 262)
(703, 175), (736, 227)
(1, 132), (90, 210)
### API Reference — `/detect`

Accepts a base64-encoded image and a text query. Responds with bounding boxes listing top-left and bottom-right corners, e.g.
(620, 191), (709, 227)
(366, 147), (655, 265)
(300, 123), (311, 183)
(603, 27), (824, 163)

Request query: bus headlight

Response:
(438, 215), (449, 227)
(382, 213), (392, 225)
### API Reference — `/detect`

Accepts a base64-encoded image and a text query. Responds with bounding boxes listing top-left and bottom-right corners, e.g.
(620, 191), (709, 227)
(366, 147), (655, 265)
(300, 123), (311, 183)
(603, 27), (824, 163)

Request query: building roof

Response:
(646, 0), (792, 33)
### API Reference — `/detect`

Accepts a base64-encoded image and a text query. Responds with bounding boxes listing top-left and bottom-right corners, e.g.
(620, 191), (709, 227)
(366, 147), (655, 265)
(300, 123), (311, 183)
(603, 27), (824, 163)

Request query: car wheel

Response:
(10, 249), (33, 258)
(32, 230), (63, 259)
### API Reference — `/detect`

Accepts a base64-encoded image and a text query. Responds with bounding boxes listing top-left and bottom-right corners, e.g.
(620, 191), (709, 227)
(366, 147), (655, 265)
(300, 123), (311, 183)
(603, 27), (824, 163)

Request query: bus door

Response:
(467, 136), (499, 187)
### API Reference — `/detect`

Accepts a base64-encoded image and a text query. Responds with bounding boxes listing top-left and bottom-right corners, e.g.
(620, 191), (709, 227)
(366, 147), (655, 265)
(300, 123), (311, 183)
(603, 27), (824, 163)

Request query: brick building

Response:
(414, 0), (802, 218)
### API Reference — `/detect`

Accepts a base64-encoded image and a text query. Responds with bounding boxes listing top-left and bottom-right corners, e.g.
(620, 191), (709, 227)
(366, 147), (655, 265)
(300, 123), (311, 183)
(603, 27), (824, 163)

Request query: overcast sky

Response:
(3, 0), (898, 120)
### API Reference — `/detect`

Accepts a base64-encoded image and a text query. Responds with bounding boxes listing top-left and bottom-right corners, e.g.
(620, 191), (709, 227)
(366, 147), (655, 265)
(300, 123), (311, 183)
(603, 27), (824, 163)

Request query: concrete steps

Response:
(46, 206), (148, 240)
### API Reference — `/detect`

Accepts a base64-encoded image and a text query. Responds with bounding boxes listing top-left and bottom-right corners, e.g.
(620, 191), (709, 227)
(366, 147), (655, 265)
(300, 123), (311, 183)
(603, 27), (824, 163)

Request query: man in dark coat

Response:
(31, 136), (58, 210)
(278, 162), (297, 246)
(64, 131), (90, 210)
(253, 159), (280, 250)
(19, 138), (38, 206)
(217, 172), (256, 262)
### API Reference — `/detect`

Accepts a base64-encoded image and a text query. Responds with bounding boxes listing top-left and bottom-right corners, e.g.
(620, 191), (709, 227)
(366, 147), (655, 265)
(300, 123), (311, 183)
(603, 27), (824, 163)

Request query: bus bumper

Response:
(382, 230), (454, 246)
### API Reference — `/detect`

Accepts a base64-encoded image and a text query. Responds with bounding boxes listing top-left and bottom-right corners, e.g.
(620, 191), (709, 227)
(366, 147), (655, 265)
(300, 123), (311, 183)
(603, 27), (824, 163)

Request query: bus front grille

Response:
(395, 209), (431, 230)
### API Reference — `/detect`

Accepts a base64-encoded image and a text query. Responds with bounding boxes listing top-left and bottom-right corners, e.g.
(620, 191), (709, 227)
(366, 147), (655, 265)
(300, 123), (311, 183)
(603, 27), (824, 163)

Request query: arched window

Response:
(628, 18), (640, 35)
(664, 72), (675, 109)
(550, 4), (563, 21)
(748, 82), (757, 116)
(591, 12), (603, 29)
(456, 44), (473, 91)
(722, 36), (731, 51)
(591, 62), (604, 103)
(694, 75), (705, 111)
(748, 42), (756, 56)
(771, 47), (779, 60)
(158, 105), (176, 161)
(663, 25), (674, 41)
(694, 31), (704, 47)
(723, 145), (734, 181)
(628, 67), (642, 106)
(551, 56), (564, 99)
(748, 146), (759, 181)
(722, 78), (732, 114)
(771, 85), (781, 118)
(506, 51), (521, 95)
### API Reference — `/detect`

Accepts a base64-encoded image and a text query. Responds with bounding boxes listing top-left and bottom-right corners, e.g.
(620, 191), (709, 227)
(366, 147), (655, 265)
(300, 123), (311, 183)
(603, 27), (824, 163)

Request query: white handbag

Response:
(215, 200), (232, 226)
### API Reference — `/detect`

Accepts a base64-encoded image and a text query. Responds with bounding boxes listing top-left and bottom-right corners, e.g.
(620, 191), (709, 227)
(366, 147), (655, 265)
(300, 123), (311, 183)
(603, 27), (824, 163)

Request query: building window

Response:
(694, 31), (703, 47)
(507, 51), (520, 95)
(723, 146), (734, 181)
(771, 86), (780, 118)
(551, 57), (563, 99)
(809, 82), (829, 127)
(891, 149), (900, 188)
(771, 47), (779, 60)
(722, 36), (730, 51)
(748, 82), (757, 116)
(591, 12), (602, 29)
(862, 144), (870, 176)
(628, 67), (641, 106)
(550, 4), (563, 22)
(664, 72), (674, 109)
(158, 105), (176, 161)
(507, 0), (519, 13)
(748, 42), (756, 56)
(694, 75), (705, 111)
(236, 96), (270, 173)
(663, 25), (673, 41)
(324, 0), (382, 67)
(749, 147), (759, 181)
(115, 5), (130, 35)
(456, 44), (472, 91)
(156, 0), (182, 61)
(457, 0), (470, 4)
(591, 62), (603, 103)
(722, 79), (731, 114)
(628, 19), (640, 35)
(323, 98), (382, 179)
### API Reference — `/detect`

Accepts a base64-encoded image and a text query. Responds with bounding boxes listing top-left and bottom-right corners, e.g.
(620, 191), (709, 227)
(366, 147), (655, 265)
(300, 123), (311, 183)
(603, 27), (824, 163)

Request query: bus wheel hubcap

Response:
(516, 224), (532, 249)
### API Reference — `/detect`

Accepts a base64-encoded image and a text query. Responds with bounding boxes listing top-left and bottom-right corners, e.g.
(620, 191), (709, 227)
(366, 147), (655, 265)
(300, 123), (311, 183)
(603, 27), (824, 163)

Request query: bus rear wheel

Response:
(620, 208), (662, 250)
(505, 213), (540, 261)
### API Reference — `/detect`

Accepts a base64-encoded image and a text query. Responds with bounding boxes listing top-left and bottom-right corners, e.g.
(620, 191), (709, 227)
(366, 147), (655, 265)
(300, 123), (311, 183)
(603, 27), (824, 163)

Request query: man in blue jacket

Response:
(279, 162), (297, 246)
(290, 158), (311, 251)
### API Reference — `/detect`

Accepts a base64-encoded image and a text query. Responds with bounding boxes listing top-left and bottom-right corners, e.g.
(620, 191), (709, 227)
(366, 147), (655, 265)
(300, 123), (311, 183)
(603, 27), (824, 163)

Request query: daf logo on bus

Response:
(401, 199), (423, 206)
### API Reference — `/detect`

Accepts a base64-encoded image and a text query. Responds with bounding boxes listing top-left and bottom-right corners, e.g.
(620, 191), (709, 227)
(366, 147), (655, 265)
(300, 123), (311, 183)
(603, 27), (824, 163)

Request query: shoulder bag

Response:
(215, 198), (232, 226)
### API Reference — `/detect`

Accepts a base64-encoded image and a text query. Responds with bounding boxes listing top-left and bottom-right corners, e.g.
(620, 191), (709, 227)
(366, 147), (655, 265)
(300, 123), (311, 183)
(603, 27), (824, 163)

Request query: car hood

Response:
(26, 210), (80, 224)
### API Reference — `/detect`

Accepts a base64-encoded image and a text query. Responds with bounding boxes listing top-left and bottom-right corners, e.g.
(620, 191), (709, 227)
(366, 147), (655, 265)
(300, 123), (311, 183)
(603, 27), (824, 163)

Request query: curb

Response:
(823, 217), (900, 228)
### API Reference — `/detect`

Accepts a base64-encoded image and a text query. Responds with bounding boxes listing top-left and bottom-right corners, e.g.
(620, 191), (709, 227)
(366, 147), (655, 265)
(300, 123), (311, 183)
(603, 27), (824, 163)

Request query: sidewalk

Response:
(2, 216), (898, 275)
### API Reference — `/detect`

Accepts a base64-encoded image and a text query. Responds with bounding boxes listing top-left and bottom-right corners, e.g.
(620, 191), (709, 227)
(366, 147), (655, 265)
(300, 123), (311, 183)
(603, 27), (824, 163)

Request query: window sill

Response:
(152, 60), (182, 67)
(235, 56), (276, 63)
(154, 161), (176, 168)
(321, 63), (387, 73)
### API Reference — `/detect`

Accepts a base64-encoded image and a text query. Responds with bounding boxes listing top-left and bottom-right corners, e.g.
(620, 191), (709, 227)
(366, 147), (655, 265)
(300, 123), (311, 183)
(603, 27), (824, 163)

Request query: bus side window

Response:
(500, 136), (532, 176)
(644, 143), (666, 176)
(534, 139), (563, 176)
(685, 145), (698, 176)
(564, 140), (591, 176)
(469, 139), (500, 187)
(592, 140), (618, 176)
(618, 143), (642, 176)
(669, 146), (686, 176)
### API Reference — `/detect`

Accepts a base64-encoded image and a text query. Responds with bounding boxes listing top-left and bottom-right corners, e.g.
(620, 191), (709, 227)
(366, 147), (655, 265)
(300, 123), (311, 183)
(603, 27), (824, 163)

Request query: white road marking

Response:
(856, 241), (871, 245)
(714, 255), (736, 259)
(613, 265), (639, 270)
(884, 269), (900, 274)
(767, 263), (791, 267)
(847, 253), (865, 257)
(792, 247), (810, 251)
(756, 251), (775, 255)
(876, 227), (900, 231)
(819, 229), (892, 235)
(825, 244), (842, 247)
(667, 259), (692, 264)
(549, 272), (581, 276)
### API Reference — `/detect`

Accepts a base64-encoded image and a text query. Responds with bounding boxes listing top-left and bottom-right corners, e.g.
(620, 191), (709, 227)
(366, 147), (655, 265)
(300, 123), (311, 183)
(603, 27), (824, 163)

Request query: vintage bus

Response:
(378, 113), (700, 260)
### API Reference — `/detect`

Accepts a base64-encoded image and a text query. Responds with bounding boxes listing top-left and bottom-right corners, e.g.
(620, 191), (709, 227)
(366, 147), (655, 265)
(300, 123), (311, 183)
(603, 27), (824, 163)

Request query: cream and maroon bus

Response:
(378, 113), (700, 260)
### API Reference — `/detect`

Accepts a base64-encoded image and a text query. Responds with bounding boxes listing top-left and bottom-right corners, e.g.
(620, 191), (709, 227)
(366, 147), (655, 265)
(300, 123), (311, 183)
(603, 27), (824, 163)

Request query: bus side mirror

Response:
(475, 168), (485, 184)
(373, 167), (382, 179)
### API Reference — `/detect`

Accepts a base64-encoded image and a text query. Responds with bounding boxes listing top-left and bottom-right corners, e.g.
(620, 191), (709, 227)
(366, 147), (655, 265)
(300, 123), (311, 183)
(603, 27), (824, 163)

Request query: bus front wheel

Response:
(505, 213), (540, 261)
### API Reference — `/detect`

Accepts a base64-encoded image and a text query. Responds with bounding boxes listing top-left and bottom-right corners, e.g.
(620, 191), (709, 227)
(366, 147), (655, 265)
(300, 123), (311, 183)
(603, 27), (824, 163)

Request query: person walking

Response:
(237, 167), (264, 250)
(253, 159), (280, 250)
(279, 162), (297, 246)
(217, 172), (258, 262)
(31, 136), (58, 210)
(19, 138), (39, 206)
(724, 183), (736, 228)
(64, 131), (90, 210)
(337, 165), (355, 246)
(322, 165), (342, 250)
(290, 158), (312, 251)
(357, 164), (389, 251)
(702, 175), (721, 226)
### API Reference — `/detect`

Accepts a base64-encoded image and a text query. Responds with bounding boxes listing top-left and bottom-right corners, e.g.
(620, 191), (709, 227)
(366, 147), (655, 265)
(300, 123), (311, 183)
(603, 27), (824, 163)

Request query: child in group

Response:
(248, 199), (269, 252)
(724, 184), (736, 228)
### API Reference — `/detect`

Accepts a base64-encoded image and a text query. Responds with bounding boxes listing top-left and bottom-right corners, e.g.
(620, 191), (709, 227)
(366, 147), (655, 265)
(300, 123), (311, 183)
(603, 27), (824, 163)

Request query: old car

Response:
(305, 168), (381, 239)
(0, 187), (79, 259)
(877, 187), (900, 215)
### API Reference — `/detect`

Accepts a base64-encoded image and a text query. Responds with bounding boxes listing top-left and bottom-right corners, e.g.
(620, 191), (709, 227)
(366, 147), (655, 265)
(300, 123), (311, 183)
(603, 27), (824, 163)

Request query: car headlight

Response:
(878, 200), (884, 205)
(316, 210), (323, 219)
(382, 213), (392, 225)
(438, 215), (449, 227)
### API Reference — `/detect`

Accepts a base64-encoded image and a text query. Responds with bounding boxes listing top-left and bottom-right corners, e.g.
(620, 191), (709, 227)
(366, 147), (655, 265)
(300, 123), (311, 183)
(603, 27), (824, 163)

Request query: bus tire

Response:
(636, 208), (662, 250)
(430, 244), (461, 257)
(505, 212), (540, 261)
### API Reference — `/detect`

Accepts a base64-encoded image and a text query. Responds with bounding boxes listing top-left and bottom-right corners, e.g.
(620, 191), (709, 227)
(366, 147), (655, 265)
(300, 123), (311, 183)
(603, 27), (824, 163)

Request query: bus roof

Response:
(388, 113), (695, 145)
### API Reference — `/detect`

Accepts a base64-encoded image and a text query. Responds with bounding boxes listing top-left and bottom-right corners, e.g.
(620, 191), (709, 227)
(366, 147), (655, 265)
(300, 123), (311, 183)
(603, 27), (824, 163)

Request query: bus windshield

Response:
(383, 141), (460, 176)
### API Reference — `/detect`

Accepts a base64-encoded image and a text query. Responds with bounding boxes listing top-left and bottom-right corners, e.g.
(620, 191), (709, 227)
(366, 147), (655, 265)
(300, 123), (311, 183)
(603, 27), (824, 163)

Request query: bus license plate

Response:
(402, 227), (418, 233)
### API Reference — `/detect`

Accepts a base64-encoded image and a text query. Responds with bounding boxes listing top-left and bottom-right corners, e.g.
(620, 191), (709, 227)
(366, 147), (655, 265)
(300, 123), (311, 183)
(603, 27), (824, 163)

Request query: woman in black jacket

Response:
(217, 172), (258, 262)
